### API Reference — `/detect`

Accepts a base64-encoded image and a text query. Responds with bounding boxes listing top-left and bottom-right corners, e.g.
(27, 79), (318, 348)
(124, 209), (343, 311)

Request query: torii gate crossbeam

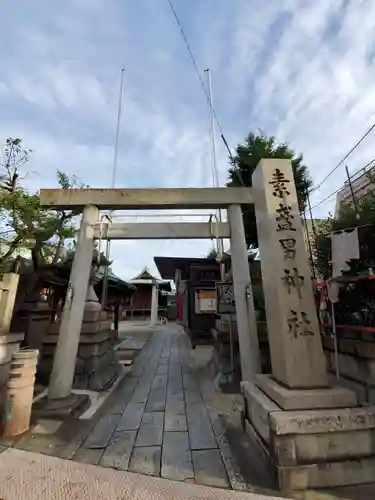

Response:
(39, 187), (253, 210)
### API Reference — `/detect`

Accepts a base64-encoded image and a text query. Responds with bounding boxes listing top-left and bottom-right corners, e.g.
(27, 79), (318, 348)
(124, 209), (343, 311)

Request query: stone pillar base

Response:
(242, 379), (375, 492)
(255, 374), (357, 410)
(33, 393), (90, 419)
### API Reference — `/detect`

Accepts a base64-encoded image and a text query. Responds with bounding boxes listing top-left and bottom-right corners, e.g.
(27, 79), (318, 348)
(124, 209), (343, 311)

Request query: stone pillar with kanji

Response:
(239, 159), (375, 492)
(252, 158), (327, 389)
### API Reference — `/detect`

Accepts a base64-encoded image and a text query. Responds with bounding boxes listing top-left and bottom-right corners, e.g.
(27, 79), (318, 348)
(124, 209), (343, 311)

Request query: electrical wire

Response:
(165, 0), (245, 186)
(311, 122), (375, 194)
(310, 186), (342, 210)
(311, 157), (375, 210)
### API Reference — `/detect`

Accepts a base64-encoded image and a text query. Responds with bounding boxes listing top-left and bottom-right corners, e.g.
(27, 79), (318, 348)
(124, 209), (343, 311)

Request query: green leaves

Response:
(0, 137), (84, 270)
(206, 248), (218, 260)
(227, 131), (313, 247)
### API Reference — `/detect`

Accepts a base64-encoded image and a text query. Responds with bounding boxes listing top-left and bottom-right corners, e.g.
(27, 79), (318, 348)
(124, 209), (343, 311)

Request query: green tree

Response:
(227, 132), (313, 247)
(0, 138), (85, 271)
(206, 248), (218, 260)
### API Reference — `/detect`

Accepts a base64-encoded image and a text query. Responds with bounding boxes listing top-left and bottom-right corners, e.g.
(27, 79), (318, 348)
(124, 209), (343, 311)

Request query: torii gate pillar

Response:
(48, 204), (99, 400)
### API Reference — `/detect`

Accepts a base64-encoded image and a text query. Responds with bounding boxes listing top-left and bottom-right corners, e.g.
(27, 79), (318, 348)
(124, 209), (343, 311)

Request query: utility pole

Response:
(204, 68), (225, 279)
(101, 67), (125, 308)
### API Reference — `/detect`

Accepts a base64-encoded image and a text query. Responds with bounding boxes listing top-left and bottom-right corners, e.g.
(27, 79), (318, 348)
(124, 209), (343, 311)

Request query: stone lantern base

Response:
(242, 376), (375, 492)
(40, 308), (120, 391)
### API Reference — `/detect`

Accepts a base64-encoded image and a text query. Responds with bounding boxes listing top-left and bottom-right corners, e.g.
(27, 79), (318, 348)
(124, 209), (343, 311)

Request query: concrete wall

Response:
(323, 336), (375, 404)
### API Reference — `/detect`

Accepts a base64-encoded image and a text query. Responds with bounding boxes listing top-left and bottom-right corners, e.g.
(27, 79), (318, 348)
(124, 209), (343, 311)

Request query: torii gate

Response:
(40, 186), (261, 401)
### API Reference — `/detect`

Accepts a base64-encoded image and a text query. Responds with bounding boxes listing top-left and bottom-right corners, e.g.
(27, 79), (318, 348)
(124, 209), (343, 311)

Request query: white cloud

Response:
(226, 0), (375, 217)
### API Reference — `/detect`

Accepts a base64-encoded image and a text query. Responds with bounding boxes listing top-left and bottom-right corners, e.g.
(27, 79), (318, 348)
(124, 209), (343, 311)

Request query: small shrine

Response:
(125, 267), (171, 322)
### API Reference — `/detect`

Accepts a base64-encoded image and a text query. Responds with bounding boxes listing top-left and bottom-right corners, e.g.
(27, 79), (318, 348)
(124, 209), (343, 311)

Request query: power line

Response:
(311, 157), (375, 210)
(310, 186), (342, 210)
(311, 122), (375, 193)
(165, 0), (244, 186)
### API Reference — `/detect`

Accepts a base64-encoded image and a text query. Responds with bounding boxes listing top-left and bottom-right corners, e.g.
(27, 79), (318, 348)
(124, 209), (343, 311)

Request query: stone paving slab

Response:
(161, 431), (194, 481)
(152, 374), (168, 389)
(208, 411), (249, 491)
(31, 419), (64, 435)
(100, 430), (137, 470)
(146, 388), (167, 411)
(81, 414), (120, 449)
(184, 389), (203, 403)
(135, 411), (164, 447)
(128, 446), (161, 476)
(73, 448), (103, 465)
(186, 403), (218, 450)
(168, 378), (183, 389)
(164, 412), (188, 431)
(192, 449), (230, 488)
(156, 364), (169, 374)
(117, 339), (147, 350)
(116, 402), (145, 431)
(130, 383), (152, 403)
(166, 398), (186, 414)
(183, 373), (200, 390)
(107, 380), (139, 415)
(16, 418), (94, 460)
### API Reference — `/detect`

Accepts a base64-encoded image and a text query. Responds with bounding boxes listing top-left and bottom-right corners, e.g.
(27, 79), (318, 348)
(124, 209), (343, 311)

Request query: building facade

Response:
(335, 165), (375, 217)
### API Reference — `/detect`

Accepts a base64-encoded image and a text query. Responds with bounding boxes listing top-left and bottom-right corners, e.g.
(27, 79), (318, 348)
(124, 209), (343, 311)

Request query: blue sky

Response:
(2, 0), (375, 279)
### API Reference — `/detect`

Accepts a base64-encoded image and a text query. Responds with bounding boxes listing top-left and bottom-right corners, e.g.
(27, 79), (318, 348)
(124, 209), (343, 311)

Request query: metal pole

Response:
(307, 189), (318, 242)
(101, 67), (125, 309)
(111, 67), (125, 190)
(205, 68), (225, 278)
(331, 300), (340, 380)
(306, 188), (319, 282)
(204, 68), (219, 188)
(303, 208), (317, 282)
(228, 314), (235, 380)
(345, 165), (360, 220)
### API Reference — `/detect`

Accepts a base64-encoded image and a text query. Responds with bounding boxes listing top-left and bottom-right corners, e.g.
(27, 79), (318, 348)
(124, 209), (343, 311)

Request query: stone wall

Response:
(323, 335), (375, 404)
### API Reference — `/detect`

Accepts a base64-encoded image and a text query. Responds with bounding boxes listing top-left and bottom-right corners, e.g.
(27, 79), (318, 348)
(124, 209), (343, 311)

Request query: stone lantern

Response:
(40, 248), (120, 391)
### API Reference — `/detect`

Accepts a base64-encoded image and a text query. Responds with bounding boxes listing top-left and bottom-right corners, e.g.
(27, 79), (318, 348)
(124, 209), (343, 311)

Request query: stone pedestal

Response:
(42, 308), (120, 391)
(242, 380), (375, 491)
(242, 159), (375, 491)
(12, 295), (53, 353)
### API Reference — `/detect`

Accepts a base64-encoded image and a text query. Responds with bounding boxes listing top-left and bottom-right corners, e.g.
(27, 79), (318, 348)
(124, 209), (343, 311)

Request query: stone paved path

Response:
(72, 325), (233, 488)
